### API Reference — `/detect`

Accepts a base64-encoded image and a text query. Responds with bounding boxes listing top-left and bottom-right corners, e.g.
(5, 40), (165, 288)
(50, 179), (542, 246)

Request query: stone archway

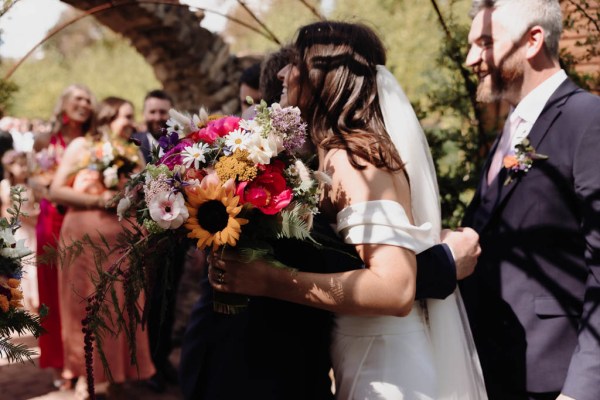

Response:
(62, 0), (259, 114)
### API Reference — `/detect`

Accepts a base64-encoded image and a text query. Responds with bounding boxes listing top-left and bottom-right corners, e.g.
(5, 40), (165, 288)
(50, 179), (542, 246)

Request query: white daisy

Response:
(239, 118), (263, 136)
(225, 129), (251, 152)
(167, 109), (192, 137)
(182, 143), (209, 169)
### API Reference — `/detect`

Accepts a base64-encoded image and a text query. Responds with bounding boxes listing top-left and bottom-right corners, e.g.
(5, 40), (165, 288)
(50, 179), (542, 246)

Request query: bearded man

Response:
(460, 1), (600, 400)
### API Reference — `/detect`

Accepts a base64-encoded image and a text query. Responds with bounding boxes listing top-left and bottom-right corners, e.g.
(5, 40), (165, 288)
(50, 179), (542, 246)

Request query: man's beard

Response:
(476, 47), (524, 104)
(147, 121), (166, 139)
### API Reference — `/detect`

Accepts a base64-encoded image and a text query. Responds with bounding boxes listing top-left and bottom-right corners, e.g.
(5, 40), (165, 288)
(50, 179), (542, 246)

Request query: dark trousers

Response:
(147, 245), (185, 373)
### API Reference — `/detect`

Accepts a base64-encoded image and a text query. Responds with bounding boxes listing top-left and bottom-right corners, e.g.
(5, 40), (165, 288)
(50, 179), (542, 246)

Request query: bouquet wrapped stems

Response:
(212, 291), (249, 314)
(210, 247), (249, 315)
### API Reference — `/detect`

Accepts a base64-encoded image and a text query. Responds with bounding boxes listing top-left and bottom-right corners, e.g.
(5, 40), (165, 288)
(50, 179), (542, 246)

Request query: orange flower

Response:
(7, 278), (20, 288)
(0, 294), (9, 313)
(503, 155), (519, 169)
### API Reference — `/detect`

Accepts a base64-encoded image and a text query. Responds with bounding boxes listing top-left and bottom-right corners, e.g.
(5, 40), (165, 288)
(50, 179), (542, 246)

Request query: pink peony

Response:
(188, 116), (241, 144)
(236, 160), (292, 215)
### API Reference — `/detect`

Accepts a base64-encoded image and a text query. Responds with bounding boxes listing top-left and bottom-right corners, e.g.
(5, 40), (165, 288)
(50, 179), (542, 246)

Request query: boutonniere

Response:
(502, 138), (548, 185)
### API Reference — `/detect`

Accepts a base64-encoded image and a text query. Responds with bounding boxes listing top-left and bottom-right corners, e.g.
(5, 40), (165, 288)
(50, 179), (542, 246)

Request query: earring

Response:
(62, 113), (70, 125)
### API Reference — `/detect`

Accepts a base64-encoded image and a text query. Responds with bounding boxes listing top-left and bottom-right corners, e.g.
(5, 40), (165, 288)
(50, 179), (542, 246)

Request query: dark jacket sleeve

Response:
(415, 243), (456, 300)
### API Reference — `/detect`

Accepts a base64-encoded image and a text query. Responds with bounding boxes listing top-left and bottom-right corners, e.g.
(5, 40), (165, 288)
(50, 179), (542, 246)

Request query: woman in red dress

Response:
(30, 84), (95, 388)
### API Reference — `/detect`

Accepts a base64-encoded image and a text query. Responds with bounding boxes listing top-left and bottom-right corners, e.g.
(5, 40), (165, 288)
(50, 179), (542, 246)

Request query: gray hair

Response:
(470, 0), (562, 57)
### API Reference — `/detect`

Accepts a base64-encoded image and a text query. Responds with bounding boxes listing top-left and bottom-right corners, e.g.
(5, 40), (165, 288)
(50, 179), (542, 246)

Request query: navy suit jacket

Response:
(179, 215), (458, 400)
(131, 131), (153, 163)
(461, 79), (600, 400)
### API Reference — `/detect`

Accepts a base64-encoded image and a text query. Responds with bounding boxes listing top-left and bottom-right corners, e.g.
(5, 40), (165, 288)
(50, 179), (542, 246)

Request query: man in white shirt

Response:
(133, 90), (172, 163)
(461, 1), (600, 400)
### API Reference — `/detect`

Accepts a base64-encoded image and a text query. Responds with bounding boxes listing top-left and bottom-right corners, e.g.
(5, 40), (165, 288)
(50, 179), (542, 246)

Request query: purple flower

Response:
(159, 140), (192, 170)
(166, 170), (190, 193)
(270, 105), (307, 153)
(159, 131), (180, 151)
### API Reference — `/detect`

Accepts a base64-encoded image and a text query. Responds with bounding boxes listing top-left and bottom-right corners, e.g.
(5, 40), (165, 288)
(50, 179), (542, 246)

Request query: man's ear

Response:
(525, 26), (546, 60)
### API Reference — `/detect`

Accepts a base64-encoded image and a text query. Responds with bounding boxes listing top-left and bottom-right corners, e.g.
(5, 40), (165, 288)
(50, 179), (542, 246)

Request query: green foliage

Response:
(0, 78), (17, 116)
(278, 203), (316, 242)
(0, 186), (46, 364)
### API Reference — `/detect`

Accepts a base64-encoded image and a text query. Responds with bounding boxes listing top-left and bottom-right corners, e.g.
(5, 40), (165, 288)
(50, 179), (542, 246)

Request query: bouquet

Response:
(76, 133), (142, 191)
(0, 186), (45, 363)
(115, 101), (320, 313)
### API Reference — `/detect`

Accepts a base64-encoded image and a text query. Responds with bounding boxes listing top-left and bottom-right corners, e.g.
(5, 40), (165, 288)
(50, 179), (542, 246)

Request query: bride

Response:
(210, 21), (487, 400)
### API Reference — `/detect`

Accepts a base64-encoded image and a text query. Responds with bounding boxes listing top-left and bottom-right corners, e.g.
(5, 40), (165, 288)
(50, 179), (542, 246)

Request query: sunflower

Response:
(184, 182), (249, 250)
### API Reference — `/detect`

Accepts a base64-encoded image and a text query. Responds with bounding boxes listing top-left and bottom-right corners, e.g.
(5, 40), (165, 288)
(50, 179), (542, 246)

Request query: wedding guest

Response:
(182, 31), (483, 399)
(0, 150), (39, 312)
(132, 89), (173, 163)
(0, 128), (14, 181)
(131, 89), (182, 392)
(260, 47), (295, 105)
(10, 117), (34, 153)
(49, 96), (154, 398)
(460, 1), (600, 400)
(239, 62), (262, 115)
(29, 83), (95, 388)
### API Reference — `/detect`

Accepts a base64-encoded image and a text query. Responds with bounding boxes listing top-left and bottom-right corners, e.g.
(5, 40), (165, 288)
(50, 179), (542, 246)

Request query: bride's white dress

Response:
(331, 200), (487, 400)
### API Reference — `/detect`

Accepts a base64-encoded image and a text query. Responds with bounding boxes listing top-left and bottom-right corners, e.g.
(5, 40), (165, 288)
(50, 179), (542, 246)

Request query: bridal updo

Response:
(292, 21), (404, 172)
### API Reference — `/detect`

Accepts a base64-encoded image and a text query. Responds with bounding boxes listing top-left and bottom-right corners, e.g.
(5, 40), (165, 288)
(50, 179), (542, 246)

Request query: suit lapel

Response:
(474, 79), (580, 232)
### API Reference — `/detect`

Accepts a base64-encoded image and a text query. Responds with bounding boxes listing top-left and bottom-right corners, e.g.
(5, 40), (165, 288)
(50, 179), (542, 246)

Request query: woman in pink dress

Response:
(49, 96), (155, 397)
(30, 84), (96, 387)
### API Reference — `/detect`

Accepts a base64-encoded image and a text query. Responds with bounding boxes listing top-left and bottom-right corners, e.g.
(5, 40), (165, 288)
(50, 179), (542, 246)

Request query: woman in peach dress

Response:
(49, 97), (154, 398)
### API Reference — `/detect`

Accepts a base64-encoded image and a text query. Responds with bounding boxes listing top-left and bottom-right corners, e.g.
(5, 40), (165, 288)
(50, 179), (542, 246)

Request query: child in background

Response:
(1, 150), (40, 312)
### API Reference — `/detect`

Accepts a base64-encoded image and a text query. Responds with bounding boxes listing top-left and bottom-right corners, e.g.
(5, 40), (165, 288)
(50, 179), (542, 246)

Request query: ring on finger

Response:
(216, 269), (225, 284)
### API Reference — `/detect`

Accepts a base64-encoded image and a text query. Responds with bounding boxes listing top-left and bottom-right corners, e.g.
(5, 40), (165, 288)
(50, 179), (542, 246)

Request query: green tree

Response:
(0, 7), (160, 120)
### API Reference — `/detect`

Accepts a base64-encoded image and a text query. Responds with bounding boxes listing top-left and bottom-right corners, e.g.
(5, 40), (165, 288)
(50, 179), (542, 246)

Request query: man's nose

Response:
(465, 46), (481, 68)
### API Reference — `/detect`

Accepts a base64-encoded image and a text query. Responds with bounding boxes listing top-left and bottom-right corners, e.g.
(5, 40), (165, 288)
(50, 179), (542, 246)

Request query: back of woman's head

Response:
(294, 21), (402, 171)
(260, 46), (295, 105)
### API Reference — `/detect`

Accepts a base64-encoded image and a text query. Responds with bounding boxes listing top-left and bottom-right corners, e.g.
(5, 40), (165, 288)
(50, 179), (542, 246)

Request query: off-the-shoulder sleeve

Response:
(336, 200), (435, 254)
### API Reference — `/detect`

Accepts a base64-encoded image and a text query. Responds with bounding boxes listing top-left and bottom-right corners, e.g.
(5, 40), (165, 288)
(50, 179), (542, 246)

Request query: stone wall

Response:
(62, 0), (259, 114)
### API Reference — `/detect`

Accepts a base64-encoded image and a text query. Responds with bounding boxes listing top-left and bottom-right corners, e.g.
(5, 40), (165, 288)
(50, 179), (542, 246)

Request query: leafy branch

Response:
(0, 186), (46, 364)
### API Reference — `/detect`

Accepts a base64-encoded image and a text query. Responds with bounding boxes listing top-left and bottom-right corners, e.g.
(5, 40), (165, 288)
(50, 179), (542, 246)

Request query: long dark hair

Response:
(293, 21), (403, 171)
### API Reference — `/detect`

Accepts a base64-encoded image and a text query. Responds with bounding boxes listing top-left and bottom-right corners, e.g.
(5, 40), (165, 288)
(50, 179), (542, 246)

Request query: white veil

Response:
(376, 65), (488, 400)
